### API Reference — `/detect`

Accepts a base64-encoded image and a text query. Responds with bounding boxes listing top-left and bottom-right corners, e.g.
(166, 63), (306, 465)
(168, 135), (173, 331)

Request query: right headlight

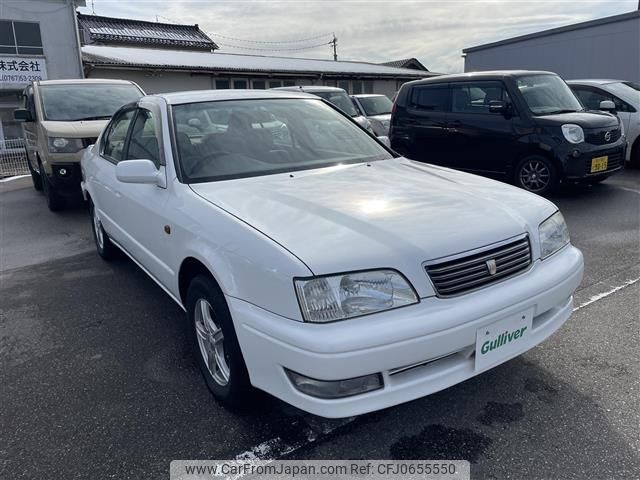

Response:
(561, 124), (584, 144)
(539, 211), (570, 259)
(294, 269), (418, 323)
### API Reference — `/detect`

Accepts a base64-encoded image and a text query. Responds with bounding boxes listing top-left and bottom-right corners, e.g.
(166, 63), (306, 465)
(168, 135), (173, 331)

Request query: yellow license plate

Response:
(591, 156), (608, 173)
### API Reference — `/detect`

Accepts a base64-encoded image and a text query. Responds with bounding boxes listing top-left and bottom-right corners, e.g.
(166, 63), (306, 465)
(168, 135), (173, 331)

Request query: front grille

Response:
(584, 149), (624, 174)
(82, 137), (98, 148)
(585, 127), (621, 146)
(426, 236), (531, 297)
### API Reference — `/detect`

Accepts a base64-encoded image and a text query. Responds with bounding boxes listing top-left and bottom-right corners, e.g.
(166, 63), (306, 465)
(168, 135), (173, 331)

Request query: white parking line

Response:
(573, 277), (640, 312)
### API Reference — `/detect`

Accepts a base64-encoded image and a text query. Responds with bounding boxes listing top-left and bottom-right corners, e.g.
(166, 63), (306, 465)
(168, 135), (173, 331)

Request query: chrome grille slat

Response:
(426, 236), (531, 297)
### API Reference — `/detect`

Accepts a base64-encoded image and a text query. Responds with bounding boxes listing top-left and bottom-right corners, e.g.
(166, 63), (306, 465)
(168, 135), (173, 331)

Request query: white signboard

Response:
(0, 57), (47, 88)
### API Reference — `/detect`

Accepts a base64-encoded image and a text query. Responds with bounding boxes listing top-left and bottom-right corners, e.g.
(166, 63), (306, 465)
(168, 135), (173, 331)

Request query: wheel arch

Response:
(178, 256), (223, 307)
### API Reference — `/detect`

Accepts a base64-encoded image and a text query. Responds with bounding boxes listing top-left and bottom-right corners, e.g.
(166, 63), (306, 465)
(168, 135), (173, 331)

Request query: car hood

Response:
(368, 114), (391, 123)
(534, 111), (619, 129)
(190, 159), (556, 289)
(353, 116), (371, 128)
(40, 120), (109, 138)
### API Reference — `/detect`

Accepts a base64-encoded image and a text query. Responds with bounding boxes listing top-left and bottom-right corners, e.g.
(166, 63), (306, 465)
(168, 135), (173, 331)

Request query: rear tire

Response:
(514, 155), (558, 195)
(28, 155), (42, 191)
(40, 161), (64, 211)
(89, 200), (117, 260)
(186, 275), (253, 409)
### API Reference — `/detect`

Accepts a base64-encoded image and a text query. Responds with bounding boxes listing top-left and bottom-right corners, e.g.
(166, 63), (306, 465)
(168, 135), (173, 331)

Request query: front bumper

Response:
(231, 245), (584, 418)
(561, 143), (626, 180)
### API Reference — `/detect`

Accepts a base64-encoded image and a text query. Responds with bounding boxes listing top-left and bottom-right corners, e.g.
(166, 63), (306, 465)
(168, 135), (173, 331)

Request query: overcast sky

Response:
(78, 0), (637, 72)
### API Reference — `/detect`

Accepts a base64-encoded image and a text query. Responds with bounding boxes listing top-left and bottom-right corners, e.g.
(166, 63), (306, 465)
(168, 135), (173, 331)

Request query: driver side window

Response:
(102, 110), (134, 163)
(126, 109), (161, 168)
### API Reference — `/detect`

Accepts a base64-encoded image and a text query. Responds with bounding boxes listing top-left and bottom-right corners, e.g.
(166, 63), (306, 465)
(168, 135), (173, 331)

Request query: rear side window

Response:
(451, 81), (510, 114)
(410, 85), (450, 112)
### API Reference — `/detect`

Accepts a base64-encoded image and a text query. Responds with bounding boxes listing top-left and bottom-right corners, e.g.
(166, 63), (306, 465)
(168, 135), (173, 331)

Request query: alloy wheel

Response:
(194, 298), (230, 386)
(92, 208), (104, 251)
(519, 160), (551, 192)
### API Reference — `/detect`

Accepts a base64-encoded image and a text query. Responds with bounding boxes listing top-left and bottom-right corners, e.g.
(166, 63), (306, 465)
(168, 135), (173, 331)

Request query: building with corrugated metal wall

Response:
(463, 10), (640, 83)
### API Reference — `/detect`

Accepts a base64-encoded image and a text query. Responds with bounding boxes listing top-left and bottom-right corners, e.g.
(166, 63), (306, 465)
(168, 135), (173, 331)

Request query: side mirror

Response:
(14, 108), (33, 122)
(599, 100), (616, 112)
(116, 159), (162, 185)
(488, 100), (508, 114)
(377, 135), (391, 147)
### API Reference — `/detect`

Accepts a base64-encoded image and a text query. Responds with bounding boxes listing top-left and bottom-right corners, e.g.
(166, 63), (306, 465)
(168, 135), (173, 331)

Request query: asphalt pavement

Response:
(1, 170), (638, 479)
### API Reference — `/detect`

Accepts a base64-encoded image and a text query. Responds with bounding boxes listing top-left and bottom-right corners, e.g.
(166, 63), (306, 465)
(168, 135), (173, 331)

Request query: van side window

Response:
(126, 109), (161, 167)
(102, 110), (135, 163)
(411, 85), (450, 112)
(451, 82), (508, 114)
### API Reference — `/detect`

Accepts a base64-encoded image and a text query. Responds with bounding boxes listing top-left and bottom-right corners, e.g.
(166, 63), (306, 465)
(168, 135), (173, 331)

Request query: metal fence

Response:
(0, 138), (29, 178)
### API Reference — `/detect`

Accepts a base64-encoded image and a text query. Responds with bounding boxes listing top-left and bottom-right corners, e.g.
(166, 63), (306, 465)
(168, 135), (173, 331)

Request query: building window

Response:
(0, 20), (43, 55)
(338, 80), (349, 92)
(363, 80), (374, 94)
(268, 80), (282, 88)
(283, 80), (296, 87)
(324, 79), (337, 87)
(215, 79), (230, 89)
(252, 80), (266, 89)
(233, 79), (248, 89)
(352, 80), (363, 95)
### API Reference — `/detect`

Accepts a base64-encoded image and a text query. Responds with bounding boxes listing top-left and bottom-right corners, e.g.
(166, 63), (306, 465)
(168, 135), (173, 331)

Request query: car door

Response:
(109, 103), (174, 289)
(401, 83), (451, 164)
(92, 107), (136, 243)
(448, 81), (518, 175)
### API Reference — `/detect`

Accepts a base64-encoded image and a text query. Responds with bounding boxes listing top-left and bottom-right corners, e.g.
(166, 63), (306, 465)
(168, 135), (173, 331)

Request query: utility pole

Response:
(330, 33), (338, 61)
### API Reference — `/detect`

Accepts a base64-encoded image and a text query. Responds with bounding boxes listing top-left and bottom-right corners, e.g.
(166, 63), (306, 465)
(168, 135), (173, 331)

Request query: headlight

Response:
(561, 124), (584, 144)
(48, 137), (83, 153)
(539, 211), (570, 259)
(294, 269), (418, 322)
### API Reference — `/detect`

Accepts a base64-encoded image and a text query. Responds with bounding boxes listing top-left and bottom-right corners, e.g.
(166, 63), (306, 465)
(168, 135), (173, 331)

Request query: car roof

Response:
(273, 86), (347, 93)
(408, 70), (555, 86)
(153, 88), (318, 105)
(36, 78), (137, 86)
(351, 94), (385, 98)
(566, 79), (625, 85)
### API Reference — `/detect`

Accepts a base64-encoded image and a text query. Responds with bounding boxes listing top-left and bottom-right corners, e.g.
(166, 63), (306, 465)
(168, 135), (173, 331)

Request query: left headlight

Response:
(295, 269), (418, 323)
(539, 211), (570, 259)
(48, 137), (84, 153)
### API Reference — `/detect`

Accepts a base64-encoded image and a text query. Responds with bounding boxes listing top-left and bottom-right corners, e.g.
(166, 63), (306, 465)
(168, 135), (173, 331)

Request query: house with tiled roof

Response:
(379, 58), (429, 71)
(77, 13), (218, 51)
(78, 14), (435, 98)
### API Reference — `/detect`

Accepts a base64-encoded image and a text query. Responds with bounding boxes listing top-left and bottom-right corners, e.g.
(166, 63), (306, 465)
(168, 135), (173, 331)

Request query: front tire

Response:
(514, 155), (558, 195)
(90, 200), (117, 260)
(40, 161), (64, 211)
(27, 155), (42, 191)
(186, 275), (252, 409)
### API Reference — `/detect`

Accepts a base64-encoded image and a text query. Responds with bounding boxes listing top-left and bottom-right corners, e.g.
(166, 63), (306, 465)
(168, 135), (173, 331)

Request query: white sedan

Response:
(81, 90), (584, 418)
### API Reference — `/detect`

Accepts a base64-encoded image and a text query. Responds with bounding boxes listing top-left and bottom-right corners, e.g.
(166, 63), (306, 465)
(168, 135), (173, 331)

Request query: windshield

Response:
(357, 96), (393, 116)
(517, 74), (583, 115)
(40, 84), (143, 121)
(312, 90), (359, 117)
(172, 98), (392, 182)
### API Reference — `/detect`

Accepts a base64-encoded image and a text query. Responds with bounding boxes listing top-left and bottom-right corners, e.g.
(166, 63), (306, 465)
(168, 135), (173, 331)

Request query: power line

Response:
(208, 31), (333, 45)
(217, 41), (333, 52)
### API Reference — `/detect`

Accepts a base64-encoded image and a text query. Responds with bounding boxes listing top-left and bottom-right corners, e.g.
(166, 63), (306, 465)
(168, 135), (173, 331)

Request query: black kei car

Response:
(390, 71), (626, 194)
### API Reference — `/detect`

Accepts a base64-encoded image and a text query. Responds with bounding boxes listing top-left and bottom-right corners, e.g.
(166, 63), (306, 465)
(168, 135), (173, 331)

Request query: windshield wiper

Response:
(71, 115), (112, 121)
(540, 109), (582, 115)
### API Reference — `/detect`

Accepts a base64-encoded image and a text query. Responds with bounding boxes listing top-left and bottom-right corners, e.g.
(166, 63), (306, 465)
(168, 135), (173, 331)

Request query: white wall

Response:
(0, 0), (83, 81)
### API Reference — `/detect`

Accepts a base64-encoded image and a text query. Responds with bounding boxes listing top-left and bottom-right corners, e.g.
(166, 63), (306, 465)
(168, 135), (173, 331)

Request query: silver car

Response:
(274, 86), (375, 134)
(351, 94), (393, 136)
